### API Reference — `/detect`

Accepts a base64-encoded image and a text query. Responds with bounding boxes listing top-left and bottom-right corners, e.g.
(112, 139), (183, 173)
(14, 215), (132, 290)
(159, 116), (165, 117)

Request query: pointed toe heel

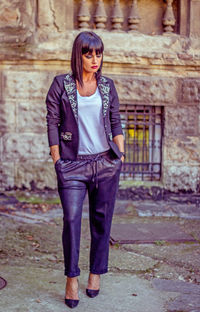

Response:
(86, 288), (100, 298)
(65, 298), (79, 308)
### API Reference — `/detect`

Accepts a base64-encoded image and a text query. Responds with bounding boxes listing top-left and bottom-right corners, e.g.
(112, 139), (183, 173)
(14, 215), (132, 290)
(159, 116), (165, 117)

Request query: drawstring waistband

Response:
(76, 150), (110, 161)
(77, 150), (110, 188)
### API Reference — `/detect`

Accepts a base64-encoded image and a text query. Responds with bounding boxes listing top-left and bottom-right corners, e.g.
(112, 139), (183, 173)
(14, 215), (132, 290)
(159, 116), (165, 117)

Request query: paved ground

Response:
(0, 191), (200, 312)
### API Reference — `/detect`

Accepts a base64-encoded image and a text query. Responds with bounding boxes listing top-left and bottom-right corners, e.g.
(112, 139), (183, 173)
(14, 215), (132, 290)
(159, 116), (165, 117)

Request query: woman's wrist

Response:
(50, 145), (60, 165)
(53, 157), (60, 165)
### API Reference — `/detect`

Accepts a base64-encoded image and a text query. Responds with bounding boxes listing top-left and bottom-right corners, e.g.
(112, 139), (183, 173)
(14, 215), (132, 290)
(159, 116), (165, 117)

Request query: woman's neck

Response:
(82, 72), (96, 83)
(77, 72), (97, 96)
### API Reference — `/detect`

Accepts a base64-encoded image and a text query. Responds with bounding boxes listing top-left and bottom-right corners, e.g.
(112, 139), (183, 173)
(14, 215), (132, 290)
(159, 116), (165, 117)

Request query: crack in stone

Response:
(121, 246), (200, 274)
(49, 0), (60, 32)
(108, 264), (159, 275)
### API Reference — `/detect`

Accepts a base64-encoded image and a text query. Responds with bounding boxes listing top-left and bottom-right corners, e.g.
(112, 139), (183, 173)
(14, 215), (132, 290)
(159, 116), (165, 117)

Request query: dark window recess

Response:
(120, 105), (163, 181)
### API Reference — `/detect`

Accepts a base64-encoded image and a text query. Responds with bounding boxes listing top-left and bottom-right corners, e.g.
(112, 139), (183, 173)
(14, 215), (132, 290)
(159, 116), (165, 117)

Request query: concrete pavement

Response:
(1, 266), (173, 312)
(0, 192), (200, 312)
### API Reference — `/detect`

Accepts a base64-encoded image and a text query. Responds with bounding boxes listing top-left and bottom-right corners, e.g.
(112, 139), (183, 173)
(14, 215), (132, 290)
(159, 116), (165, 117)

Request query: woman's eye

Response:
(84, 54), (102, 59)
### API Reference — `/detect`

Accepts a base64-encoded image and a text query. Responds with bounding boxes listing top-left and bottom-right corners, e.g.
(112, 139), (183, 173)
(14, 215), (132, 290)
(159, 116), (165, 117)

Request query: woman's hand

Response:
(54, 157), (61, 165)
(50, 145), (60, 165)
(120, 155), (125, 163)
(112, 134), (125, 163)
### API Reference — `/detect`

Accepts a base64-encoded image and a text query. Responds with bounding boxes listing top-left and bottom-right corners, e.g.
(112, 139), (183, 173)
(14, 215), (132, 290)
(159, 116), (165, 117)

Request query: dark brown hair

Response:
(71, 31), (104, 86)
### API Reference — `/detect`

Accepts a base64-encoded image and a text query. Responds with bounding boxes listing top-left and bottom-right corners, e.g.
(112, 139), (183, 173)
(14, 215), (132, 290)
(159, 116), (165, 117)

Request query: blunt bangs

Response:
(81, 37), (104, 55)
(71, 31), (104, 86)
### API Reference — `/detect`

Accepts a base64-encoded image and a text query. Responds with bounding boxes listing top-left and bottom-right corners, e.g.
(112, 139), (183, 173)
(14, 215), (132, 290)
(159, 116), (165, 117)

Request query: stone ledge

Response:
(0, 32), (200, 67)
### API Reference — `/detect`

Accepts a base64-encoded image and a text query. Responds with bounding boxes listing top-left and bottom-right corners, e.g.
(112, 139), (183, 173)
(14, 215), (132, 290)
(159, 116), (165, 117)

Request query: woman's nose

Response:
(92, 55), (97, 63)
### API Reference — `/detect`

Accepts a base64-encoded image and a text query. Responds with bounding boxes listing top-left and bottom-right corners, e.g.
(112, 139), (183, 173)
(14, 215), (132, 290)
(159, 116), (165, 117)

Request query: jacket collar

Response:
(64, 73), (110, 122)
(97, 76), (110, 118)
(64, 73), (78, 121)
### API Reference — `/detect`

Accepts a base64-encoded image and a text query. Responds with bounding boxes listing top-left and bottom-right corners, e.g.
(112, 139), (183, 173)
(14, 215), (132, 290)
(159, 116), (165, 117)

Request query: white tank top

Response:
(77, 87), (110, 155)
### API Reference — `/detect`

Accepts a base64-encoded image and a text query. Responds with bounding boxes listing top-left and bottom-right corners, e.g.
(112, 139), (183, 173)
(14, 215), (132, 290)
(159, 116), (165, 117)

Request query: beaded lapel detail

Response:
(64, 73), (78, 122)
(98, 76), (110, 118)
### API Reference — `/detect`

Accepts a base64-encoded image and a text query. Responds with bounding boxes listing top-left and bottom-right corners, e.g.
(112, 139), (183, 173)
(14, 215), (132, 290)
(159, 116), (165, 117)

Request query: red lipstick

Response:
(91, 65), (98, 69)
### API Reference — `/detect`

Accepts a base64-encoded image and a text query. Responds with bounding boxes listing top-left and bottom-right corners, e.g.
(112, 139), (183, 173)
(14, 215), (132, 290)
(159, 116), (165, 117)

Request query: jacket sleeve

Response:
(109, 79), (123, 137)
(46, 76), (62, 147)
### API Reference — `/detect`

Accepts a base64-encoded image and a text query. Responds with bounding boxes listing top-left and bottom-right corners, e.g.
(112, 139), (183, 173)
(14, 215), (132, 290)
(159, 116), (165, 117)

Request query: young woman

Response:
(46, 31), (124, 309)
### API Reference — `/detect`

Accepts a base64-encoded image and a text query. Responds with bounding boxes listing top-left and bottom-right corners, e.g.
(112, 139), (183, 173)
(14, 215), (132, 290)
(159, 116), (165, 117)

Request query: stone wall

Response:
(0, 0), (200, 192)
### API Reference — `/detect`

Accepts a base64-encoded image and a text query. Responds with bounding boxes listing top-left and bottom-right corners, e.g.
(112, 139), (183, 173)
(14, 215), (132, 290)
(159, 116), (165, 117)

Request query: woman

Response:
(46, 31), (124, 309)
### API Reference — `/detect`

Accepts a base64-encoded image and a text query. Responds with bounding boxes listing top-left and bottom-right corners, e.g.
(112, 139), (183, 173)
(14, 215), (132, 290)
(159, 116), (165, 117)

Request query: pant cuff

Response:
(64, 269), (80, 277)
(90, 268), (108, 275)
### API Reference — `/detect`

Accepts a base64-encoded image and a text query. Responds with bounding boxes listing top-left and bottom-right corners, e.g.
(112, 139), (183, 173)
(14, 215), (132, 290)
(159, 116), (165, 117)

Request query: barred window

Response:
(120, 105), (163, 181)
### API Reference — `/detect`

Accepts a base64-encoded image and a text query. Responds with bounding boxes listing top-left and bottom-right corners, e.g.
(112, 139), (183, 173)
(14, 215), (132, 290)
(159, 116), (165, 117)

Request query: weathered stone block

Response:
(179, 0), (190, 36)
(163, 165), (200, 192)
(199, 106), (200, 136)
(17, 101), (47, 132)
(2, 133), (49, 161)
(164, 137), (200, 164)
(0, 4), (20, 28)
(190, 0), (200, 37)
(0, 137), (2, 160)
(0, 71), (3, 101)
(112, 76), (177, 104)
(37, 0), (73, 33)
(15, 161), (57, 189)
(165, 106), (199, 137)
(180, 79), (200, 103)
(0, 0), (36, 44)
(3, 71), (53, 100)
(0, 162), (15, 191)
(0, 101), (16, 134)
(37, 0), (54, 28)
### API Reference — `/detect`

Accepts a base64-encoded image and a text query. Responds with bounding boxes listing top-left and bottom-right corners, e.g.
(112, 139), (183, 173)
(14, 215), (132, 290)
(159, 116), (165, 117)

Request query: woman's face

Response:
(82, 49), (102, 75)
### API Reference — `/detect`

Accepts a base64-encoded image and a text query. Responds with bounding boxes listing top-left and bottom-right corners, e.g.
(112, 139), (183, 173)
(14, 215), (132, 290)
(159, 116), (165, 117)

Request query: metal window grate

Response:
(120, 105), (163, 181)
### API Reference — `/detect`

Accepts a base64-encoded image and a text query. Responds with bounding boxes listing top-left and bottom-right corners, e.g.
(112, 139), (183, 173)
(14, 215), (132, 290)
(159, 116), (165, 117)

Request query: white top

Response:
(77, 87), (110, 155)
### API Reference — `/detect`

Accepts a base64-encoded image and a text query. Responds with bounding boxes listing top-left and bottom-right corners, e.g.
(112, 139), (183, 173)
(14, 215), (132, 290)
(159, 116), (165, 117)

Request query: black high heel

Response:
(65, 298), (79, 309)
(86, 288), (99, 298)
(65, 279), (79, 308)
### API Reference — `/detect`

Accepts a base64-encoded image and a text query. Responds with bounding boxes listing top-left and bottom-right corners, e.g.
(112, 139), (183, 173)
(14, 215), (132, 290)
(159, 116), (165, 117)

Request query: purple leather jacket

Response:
(46, 73), (123, 160)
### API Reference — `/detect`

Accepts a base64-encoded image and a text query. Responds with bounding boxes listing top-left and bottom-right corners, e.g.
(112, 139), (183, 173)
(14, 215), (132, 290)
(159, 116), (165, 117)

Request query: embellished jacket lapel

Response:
(64, 73), (78, 122)
(98, 76), (110, 118)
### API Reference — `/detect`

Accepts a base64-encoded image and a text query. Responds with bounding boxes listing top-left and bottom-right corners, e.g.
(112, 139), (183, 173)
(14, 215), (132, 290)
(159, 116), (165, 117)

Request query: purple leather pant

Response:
(54, 150), (122, 277)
